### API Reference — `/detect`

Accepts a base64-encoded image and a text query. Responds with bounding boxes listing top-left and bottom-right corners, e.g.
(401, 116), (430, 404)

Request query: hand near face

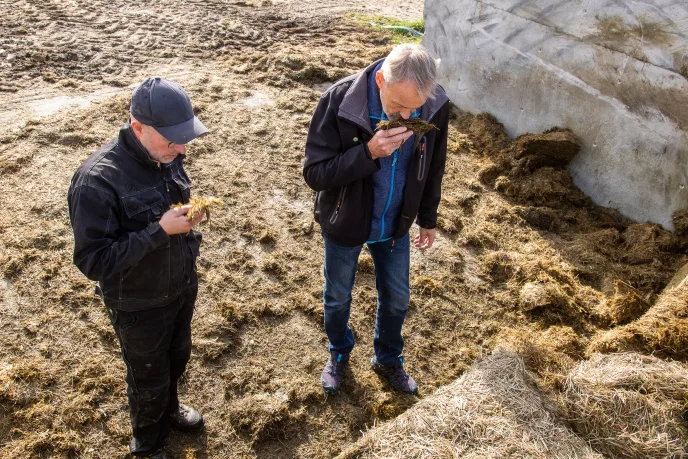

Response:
(414, 227), (436, 250)
(367, 126), (414, 160)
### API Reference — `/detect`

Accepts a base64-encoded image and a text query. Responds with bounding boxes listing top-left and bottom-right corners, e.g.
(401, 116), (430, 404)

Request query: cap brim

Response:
(154, 116), (208, 145)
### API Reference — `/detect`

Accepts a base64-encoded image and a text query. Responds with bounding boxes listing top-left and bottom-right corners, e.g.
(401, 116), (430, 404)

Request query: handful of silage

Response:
(376, 118), (438, 136)
(172, 197), (224, 223)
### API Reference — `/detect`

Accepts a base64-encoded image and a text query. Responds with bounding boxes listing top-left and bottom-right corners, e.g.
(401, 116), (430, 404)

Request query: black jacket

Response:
(68, 125), (201, 311)
(303, 60), (450, 247)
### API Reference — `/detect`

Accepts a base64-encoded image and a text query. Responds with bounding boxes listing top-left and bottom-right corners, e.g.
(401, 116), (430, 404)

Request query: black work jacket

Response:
(303, 59), (450, 246)
(68, 125), (201, 311)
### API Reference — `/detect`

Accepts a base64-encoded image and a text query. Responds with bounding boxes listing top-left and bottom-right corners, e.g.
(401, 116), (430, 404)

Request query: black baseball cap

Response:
(130, 77), (208, 144)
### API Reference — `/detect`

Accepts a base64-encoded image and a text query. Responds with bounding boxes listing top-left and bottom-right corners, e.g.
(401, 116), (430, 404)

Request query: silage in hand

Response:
(172, 197), (224, 224)
(376, 118), (438, 136)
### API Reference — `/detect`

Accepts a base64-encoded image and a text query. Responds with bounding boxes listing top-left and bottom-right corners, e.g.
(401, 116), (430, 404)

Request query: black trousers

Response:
(106, 285), (197, 456)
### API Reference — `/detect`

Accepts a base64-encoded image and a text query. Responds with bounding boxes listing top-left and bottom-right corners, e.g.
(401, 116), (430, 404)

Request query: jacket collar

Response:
(119, 123), (162, 169)
(338, 58), (450, 135)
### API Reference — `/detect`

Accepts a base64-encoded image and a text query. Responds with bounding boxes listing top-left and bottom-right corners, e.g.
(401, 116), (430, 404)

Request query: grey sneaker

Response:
(321, 351), (349, 394)
(370, 356), (418, 395)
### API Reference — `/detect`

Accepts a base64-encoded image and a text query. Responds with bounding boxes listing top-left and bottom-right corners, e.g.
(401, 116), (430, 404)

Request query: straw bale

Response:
(562, 353), (688, 458)
(336, 351), (601, 459)
(588, 284), (688, 359)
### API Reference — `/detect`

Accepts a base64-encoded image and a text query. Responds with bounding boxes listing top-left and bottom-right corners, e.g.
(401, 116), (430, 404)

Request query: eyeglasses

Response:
(166, 138), (187, 149)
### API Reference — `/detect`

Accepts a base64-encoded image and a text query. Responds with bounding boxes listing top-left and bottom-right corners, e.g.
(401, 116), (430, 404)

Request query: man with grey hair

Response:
(304, 44), (450, 395)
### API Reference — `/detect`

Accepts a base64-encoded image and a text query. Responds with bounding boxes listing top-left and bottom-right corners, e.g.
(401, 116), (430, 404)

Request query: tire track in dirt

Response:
(0, 0), (406, 132)
(0, 67), (197, 133)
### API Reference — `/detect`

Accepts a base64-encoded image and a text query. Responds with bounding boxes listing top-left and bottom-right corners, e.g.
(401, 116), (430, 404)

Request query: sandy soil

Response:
(1, 0), (687, 458)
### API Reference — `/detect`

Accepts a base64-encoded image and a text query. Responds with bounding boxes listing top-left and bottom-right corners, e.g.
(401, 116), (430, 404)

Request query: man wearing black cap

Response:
(68, 77), (209, 459)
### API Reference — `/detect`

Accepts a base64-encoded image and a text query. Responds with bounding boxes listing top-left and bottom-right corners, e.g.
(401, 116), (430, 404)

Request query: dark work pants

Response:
(106, 286), (197, 456)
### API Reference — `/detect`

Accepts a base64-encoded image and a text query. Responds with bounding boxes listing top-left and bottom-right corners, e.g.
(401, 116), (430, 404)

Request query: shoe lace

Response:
(390, 358), (410, 385)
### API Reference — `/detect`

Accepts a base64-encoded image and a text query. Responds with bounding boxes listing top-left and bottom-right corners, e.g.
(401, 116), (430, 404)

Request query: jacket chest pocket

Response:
(121, 189), (166, 228)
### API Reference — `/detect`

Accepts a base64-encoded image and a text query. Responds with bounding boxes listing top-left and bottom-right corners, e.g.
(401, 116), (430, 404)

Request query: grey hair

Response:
(381, 44), (440, 100)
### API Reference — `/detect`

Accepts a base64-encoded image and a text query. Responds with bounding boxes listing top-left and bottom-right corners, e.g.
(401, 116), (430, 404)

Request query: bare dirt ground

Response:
(1, 0), (687, 458)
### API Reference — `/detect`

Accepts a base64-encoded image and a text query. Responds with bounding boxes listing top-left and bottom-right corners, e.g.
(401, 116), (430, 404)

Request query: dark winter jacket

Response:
(303, 59), (450, 247)
(68, 125), (201, 311)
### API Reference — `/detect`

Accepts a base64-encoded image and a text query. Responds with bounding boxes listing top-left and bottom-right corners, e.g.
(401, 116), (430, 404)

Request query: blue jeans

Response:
(323, 233), (410, 366)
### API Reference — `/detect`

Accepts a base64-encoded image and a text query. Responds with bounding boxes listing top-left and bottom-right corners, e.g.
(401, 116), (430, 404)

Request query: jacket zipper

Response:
(329, 185), (347, 224)
(376, 150), (398, 240)
(162, 166), (179, 294)
(417, 137), (427, 181)
(162, 169), (170, 195)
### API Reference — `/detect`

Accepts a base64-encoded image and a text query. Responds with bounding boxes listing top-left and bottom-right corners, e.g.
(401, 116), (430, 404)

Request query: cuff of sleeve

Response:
(363, 142), (372, 160)
(361, 144), (381, 171)
(416, 216), (437, 230)
(146, 222), (170, 248)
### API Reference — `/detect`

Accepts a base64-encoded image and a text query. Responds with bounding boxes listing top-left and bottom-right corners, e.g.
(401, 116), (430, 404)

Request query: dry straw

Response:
(337, 351), (600, 459)
(562, 352), (688, 458)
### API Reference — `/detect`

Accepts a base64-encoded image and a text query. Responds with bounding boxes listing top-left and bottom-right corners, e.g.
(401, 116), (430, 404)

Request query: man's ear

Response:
(375, 70), (385, 90)
(130, 117), (144, 137)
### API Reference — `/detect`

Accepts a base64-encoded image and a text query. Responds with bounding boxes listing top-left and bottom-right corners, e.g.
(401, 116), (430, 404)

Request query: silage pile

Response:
(589, 281), (688, 360)
(446, 112), (688, 352)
